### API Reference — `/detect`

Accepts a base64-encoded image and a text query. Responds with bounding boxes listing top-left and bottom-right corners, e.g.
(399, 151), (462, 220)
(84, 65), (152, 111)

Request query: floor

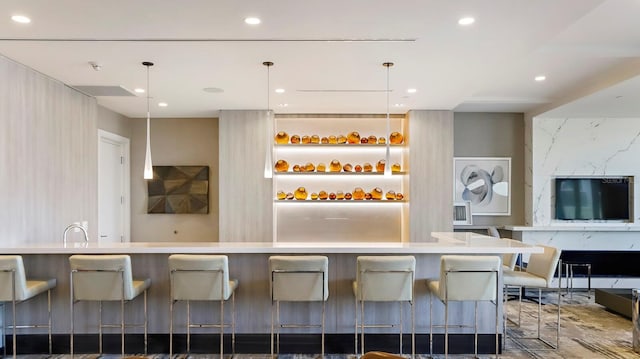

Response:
(7, 291), (639, 358)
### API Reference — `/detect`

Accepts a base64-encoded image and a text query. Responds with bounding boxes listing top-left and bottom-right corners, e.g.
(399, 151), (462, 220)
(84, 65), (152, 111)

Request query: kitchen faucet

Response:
(63, 223), (89, 245)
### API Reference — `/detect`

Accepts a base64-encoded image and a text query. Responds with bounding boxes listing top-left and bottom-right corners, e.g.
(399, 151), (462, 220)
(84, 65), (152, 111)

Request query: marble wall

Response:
(529, 117), (640, 226)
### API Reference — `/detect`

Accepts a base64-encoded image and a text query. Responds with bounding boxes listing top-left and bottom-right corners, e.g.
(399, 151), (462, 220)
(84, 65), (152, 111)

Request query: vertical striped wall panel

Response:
(0, 55), (98, 245)
(218, 110), (273, 242)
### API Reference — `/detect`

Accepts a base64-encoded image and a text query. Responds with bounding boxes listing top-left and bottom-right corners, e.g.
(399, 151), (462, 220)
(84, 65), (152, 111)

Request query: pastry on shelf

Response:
(321, 136), (329, 144)
(319, 190), (328, 200)
(353, 187), (365, 200)
(395, 192), (404, 200)
(345, 192), (353, 200)
(277, 191), (286, 200)
(360, 138), (368, 144)
(311, 192), (319, 200)
(292, 164), (301, 172)
(371, 187), (383, 200)
(311, 135), (320, 144)
(286, 192), (294, 200)
(317, 163), (327, 172)
(305, 162), (316, 172)
(385, 190), (396, 200)
(389, 132), (404, 144)
(301, 135), (311, 144)
(336, 191), (345, 200)
(376, 159), (385, 172)
(329, 160), (341, 172)
(343, 163), (353, 172)
(275, 159), (289, 172)
(354, 164), (363, 172)
(294, 187), (308, 200)
(337, 135), (347, 144)
(275, 131), (289, 144)
(392, 163), (401, 172)
(363, 162), (373, 172)
(347, 131), (360, 144)
(368, 135), (377, 144)
(378, 136), (386, 144)
(329, 192), (337, 200)
(291, 134), (301, 144)
(328, 135), (337, 144)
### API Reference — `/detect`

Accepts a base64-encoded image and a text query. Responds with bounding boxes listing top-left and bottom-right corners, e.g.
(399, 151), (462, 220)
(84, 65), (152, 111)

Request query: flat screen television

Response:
(555, 177), (632, 221)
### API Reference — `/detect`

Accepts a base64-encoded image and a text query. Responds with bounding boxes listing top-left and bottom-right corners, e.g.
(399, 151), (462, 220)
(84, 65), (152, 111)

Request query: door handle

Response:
(100, 235), (107, 238)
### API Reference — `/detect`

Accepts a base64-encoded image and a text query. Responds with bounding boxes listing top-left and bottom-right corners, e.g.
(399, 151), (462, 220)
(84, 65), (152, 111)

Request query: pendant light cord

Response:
(263, 61), (274, 178)
(383, 62), (393, 176)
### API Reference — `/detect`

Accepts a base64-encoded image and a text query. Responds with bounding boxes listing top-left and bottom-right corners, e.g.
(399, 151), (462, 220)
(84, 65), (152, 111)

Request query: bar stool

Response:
(269, 255), (328, 357)
(168, 254), (238, 357)
(426, 255), (501, 358)
(69, 254), (151, 357)
(353, 256), (415, 357)
(564, 261), (591, 299)
(503, 245), (562, 350)
(0, 255), (56, 358)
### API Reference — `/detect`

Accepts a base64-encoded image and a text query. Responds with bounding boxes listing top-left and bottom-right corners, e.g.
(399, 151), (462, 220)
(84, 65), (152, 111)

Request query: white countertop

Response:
(504, 225), (640, 232)
(1, 232), (541, 254)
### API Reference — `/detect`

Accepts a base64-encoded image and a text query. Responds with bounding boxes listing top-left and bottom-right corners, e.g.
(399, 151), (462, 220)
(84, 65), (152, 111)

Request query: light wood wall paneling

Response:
(0, 55), (98, 246)
(408, 110), (454, 241)
(219, 110), (273, 242)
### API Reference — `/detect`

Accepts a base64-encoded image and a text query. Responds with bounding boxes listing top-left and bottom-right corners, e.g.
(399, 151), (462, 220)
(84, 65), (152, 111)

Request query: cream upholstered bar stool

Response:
(503, 245), (562, 350)
(269, 255), (328, 358)
(426, 255), (501, 358)
(0, 255), (57, 358)
(353, 256), (415, 357)
(69, 254), (151, 357)
(168, 254), (238, 357)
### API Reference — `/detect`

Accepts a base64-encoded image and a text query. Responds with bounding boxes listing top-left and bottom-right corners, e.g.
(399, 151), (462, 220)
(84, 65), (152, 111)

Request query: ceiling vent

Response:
(71, 85), (137, 97)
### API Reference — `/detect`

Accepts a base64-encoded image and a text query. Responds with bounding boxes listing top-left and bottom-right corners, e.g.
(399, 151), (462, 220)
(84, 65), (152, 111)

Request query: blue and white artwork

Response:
(454, 157), (511, 216)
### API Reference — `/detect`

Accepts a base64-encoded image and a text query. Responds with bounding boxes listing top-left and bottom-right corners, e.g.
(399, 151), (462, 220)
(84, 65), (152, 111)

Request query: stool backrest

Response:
(69, 254), (136, 301)
(269, 255), (328, 301)
(525, 245), (561, 286)
(0, 255), (28, 301)
(169, 254), (232, 300)
(356, 256), (415, 301)
(439, 255), (501, 302)
(502, 252), (518, 270)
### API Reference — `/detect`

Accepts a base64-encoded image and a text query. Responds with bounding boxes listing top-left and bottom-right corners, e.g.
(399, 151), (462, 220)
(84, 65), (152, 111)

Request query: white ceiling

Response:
(1, 0), (639, 118)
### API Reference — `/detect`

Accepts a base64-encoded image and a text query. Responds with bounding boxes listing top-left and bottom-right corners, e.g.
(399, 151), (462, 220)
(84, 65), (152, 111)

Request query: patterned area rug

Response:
(10, 293), (640, 358)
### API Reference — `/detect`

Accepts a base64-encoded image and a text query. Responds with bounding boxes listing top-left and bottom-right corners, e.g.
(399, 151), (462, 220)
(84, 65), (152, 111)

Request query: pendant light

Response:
(383, 62), (394, 177)
(142, 61), (154, 179)
(263, 61), (274, 179)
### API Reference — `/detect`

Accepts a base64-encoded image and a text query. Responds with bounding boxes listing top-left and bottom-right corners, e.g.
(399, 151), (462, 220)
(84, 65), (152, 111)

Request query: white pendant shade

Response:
(144, 115), (153, 179)
(263, 61), (274, 179)
(142, 61), (154, 179)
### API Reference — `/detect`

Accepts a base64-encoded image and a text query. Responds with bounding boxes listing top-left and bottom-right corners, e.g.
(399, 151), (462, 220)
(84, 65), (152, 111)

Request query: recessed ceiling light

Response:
(203, 87), (224, 93)
(158, 102), (168, 107)
(278, 103), (289, 107)
(275, 88), (285, 94)
(244, 17), (261, 25)
(407, 88), (417, 94)
(458, 17), (475, 26)
(11, 15), (31, 24)
(134, 88), (145, 93)
(394, 103), (404, 107)
(535, 75), (546, 82)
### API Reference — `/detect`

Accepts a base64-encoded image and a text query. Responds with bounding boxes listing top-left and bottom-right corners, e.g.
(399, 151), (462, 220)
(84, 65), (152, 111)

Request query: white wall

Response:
(0, 54), (98, 245)
(529, 117), (640, 226)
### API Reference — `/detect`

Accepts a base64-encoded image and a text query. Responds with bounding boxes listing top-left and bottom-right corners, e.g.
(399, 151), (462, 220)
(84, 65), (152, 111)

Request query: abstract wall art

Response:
(147, 166), (209, 214)
(453, 157), (511, 216)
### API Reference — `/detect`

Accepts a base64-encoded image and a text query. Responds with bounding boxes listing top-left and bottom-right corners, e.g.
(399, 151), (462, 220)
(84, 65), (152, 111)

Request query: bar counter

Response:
(1, 233), (540, 354)
(3, 232), (540, 254)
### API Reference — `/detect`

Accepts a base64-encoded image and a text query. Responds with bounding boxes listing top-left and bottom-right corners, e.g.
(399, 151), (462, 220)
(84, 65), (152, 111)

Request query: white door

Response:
(98, 130), (130, 243)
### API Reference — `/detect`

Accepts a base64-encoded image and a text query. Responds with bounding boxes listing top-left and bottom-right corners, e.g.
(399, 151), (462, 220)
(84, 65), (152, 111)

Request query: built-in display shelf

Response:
(274, 171), (407, 176)
(274, 200), (408, 204)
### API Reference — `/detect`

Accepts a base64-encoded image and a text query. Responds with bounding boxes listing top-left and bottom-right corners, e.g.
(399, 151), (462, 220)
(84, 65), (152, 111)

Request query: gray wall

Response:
(130, 117), (219, 242)
(454, 112), (524, 226)
(97, 105), (131, 138)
